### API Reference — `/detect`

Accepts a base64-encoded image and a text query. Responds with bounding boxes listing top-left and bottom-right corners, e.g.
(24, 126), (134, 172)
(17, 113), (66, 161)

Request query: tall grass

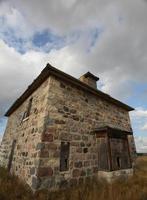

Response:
(0, 156), (147, 200)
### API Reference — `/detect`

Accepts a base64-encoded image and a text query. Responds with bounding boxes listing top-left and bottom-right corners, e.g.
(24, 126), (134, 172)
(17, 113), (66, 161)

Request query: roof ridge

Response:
(5, 63), (134, 116)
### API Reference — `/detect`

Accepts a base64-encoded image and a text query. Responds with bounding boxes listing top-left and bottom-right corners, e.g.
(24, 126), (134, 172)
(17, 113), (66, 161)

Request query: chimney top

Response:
(83, 72), (99, 81)
(79, 71), (99, 89)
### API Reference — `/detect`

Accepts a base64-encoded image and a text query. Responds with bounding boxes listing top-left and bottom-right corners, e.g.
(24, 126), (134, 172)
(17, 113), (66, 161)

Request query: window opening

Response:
(22, 98), (33, 121)
(26, 98), (33, 118)
(60, 142), (70, 171)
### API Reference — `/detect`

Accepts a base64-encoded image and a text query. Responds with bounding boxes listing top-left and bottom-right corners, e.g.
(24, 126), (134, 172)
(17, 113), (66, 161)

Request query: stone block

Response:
(82, 136), (88, 141)
(45, 118), (54, 126)
(93, 167), (98, 173)
(42, 134), (53, 142)
(40, 150), (49, 158)
(30, 167), (35, 175)
(59, 180), (68, 189)
(47, 143), (57, 150)
(86, 142), (91, 147)
(60, 132), (72, 141)
(84, 161), (90, 167)
(80, 142), (85, 147)
(81, 170), (86, 177)
(73, 134), (81, 140)
(72, 115), (79, 121)
(31, 176), (41, 190)
(55, 119), (66, 124)
(74, 161), (83, 168)
(79, 177), (84, 185)
(70, 109), (76, 114)
(58, 108), (64, 114)
(70, 178), (77, 187)
(46, 127), (56, 134)
(76, 147), (82, 153)
(63, 106), (69, 112)
(72, 169), (81, 177)
(37, 167), (53, 177)
(86, 168), (92, 176)
(53, 150), (60, 158)
(36, 143), (45, 150)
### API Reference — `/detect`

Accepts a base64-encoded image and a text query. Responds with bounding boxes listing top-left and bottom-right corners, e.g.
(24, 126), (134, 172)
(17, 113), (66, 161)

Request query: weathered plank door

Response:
(97, 137), (109, 171)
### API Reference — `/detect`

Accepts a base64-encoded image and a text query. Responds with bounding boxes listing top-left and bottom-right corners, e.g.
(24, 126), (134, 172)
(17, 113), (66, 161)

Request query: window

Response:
(60, 142), (70, 172)
(22, 98), (33, 121)
(26, 98), (33, 118)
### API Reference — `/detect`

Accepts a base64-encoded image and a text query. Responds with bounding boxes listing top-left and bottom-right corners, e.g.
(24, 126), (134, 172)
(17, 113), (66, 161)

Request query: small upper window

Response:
(22, 98), (33, 121)
(26, 98), (33, 118)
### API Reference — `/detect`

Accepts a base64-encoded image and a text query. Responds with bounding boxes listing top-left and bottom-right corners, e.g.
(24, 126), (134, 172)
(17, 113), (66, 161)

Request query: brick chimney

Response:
(79, 72), (99, 89)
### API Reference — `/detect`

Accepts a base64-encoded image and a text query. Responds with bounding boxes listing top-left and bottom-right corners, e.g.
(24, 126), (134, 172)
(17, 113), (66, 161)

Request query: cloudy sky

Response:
(0, 0), (147, 152)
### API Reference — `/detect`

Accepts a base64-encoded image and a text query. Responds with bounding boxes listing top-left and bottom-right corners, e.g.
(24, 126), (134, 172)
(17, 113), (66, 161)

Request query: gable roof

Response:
(5, 63), (134, 116)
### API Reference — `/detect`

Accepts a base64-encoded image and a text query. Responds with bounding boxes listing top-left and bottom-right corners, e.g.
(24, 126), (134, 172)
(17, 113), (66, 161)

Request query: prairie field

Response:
(0, 156), (147, 200)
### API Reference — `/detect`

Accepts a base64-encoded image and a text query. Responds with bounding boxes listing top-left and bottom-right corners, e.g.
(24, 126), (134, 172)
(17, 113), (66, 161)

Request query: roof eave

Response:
(5, 63), (134, 116)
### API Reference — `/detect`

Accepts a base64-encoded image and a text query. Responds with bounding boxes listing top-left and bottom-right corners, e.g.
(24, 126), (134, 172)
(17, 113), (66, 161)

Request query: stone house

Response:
(0, 63), (136, 190)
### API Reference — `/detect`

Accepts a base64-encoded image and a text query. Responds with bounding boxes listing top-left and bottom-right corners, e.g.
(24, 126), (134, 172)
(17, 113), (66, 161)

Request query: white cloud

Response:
(0, 1), (36, 39)
(142, 124), (147, 131)
(130, 107), (147, 133)
(131, 107), (147, 118)
(135, 136), (147, 153)
(0, 0), (147, 142)
(0, 39), (51, 116)
(7, 0), (146, 37)
(0, 38), (88, 116)
(0, 38), (90, 116)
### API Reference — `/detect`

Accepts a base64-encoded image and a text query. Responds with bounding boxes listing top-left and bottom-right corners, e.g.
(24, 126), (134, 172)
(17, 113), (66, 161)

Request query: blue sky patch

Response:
(90, 27), (103, 48)
(0, 117), (7, 136)
(128, 82), (147, 109)
(32, 30), (66, 51)
(87, 27), (104, 52)
(0, 17), (27, 54)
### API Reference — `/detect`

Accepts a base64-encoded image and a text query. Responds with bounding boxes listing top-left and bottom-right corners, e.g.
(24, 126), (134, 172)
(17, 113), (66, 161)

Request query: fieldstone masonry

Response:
(0, 64), (136, 190)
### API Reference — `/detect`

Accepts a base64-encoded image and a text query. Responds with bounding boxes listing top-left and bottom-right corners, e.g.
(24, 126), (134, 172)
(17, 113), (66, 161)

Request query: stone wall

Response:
(36, 75), (134, 190)
(0, 74), (135, 190)
(0, 78), (51, 187)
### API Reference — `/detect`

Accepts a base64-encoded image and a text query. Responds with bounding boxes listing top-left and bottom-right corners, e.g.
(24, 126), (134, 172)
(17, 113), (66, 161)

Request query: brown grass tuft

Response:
(0, 156), (147, 200)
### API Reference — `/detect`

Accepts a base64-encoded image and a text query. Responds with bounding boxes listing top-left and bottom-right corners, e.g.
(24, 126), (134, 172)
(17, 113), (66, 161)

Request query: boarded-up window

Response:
(60, 142), (70, 172)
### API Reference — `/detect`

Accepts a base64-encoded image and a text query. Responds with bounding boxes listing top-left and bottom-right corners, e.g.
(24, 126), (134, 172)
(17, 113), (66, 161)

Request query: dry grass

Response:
(0, 156), (147, 200)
